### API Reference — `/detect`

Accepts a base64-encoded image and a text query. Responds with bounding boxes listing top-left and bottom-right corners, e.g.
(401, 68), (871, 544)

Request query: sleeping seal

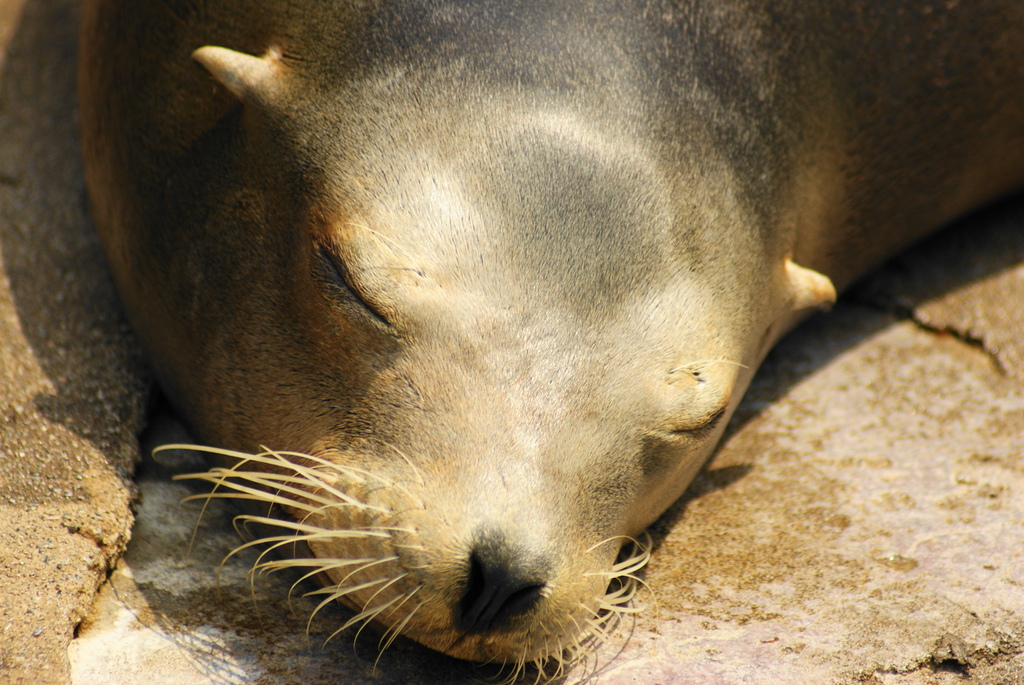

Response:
(78, 0), (1024, 672)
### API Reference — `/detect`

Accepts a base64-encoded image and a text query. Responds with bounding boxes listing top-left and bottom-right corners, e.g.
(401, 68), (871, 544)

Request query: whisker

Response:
(343, 220), (412, 262)
(578, 604), (614, 645)
(307, 575), (393, 632)
(255, 556), (379, 602)
(668, 358), (750, 375)
(234, 515), (400, 540)
(176, 462), (388, 514)
(304, 556), (400, 598)
(374, 597), (425, 669)
(514, 644), (528, 685)
(220, 526), (391, 570)
(390, 543), (427, 551)
(348, 574), (409, 644)
(596, 602), (644, 615)
(376, 587), (423, 657)
(566, 612), (587, 645)
(180, 469), (379, 512)
(584, 534), (639, 556)
(320, 573), (408, 647)
(215, 529), (389, 602)
(163, 443), (403, 496)
(157, 443), (438, 673)
(378, 440), (427, 489)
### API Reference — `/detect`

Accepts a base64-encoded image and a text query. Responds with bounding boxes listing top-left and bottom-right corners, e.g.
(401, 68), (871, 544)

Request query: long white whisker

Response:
(158, 443), (437, 671)
(162, 443), (404, 496)
(374, 594), (424, 669)
(321, 574), (408, 647)
(376, 587), (422, 651)
(307, 575), (393, 632)
(177, 465), (387, 514)
(180, 469), (377, 512)
(304, 556), (400, 599)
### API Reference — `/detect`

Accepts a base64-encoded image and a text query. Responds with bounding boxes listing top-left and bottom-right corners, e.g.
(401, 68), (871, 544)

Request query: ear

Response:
(192, 45), (282, 102)
(783, 256), (836, 312)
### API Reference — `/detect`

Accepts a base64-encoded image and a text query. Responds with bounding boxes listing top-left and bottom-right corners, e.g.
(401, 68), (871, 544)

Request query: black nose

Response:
(455, 535), (548, 634)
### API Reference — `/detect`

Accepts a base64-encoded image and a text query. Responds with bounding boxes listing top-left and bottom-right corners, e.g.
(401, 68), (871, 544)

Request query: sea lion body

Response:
(79, 0), (1024, 667)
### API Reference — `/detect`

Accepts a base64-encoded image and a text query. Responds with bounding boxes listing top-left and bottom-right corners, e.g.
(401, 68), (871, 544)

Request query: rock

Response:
(0, 1), (147, 682)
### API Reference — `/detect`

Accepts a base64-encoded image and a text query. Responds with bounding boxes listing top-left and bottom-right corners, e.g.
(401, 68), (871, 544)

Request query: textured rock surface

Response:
(0, 1), (148, 683)
(1, 1), (1022, 683)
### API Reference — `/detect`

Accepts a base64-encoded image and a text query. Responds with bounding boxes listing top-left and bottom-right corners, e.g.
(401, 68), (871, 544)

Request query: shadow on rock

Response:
(0, 0), (148, 478)
(851, 191), (1024, 312)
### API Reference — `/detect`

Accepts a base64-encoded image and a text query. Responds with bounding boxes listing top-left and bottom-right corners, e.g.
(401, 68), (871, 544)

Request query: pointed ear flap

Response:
(783, 256), (836, 312)
(192, 45), (282, 102)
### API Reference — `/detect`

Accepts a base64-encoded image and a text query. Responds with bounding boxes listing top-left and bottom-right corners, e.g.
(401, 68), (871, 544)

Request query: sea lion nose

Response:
(455, 535), (548, 634)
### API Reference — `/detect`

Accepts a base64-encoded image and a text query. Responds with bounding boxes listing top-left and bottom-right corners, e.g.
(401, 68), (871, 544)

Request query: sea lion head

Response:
(162, 46), (836, 668)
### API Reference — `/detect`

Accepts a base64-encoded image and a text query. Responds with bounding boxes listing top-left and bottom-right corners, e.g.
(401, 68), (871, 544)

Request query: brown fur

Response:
(79, 0), (1024, 667)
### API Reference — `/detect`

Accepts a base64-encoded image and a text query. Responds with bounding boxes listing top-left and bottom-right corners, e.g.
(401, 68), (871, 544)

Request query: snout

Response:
(373, 492), (646, 665)
(173, 444), (648, 667)
(456, 530), (551, 634)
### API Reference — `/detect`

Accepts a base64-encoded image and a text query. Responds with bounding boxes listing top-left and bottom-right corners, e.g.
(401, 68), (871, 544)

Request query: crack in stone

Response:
(906, 314), (1007, 377)
(853, 297), (1007, 377)
(866, 639), (1024, 685)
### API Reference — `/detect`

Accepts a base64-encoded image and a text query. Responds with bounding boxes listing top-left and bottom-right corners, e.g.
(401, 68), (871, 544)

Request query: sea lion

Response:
(78, 0), (1024, 673)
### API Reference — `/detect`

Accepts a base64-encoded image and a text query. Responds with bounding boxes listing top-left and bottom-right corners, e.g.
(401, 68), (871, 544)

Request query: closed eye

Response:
(314, 245), (393, 328)
(665, 405), (726, 438)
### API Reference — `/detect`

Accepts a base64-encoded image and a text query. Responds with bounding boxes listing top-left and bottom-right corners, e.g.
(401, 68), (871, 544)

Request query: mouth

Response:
(163, 444), (651, 677)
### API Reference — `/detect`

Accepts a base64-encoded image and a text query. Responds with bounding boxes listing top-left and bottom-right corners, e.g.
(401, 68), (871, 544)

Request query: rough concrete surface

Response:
(1, 1), (1022, 684)
(0, 1), (147, 683)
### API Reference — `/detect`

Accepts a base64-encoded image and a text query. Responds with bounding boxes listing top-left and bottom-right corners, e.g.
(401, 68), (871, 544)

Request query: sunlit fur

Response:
(499, 535), (652, 685)
(162, 445), (651, 681)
